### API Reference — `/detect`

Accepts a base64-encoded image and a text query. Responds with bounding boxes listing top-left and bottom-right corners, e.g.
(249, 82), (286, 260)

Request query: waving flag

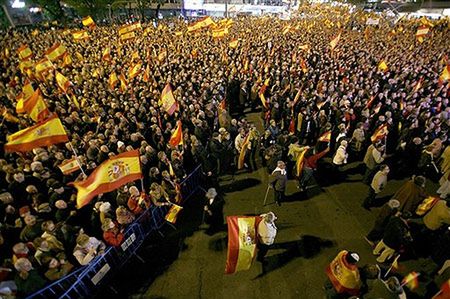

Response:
(23, 89), (49, 122)
(439, 64), (450, 85)
(237, 134), (250, 170)
(402, 272), (420, 290)
(55, 72), (71, 93)
(169, 120), (183, 147)
(109, 72), (118, 90)
(225, 216), (262, 274)
(416, 25), (430, 43)
(330, 32), (341, 51)
(128, 63), (142, 79)
(62, 53), (72, 67)
(45, 43), (67, 61)
(371, 124), (389, 143)
(118, 22), (141, 40)
(318, 131), (331, 143)
(16, 81), (34, 114)
(17, 44), (33, 61)
(82, 16), (95, 28)
(72, 30), (89, 41)
(102, 47), (111, 62)
(295, 147), (309, 177)
(143, 64), (151, 83)
(229, 39), (239, 48)
(159, 84), (177, 115)
(119, 73), (127, 92)
(413, 77), (424, 93)
(258, 79), (269, 109)
(35, 58), (53, 76)
(4, 115), (68, 153)
(187, 16), (215, 32)
(378, 60), (388, 72)
(71, 150), (142, 209)
(58, 158), (81, 175)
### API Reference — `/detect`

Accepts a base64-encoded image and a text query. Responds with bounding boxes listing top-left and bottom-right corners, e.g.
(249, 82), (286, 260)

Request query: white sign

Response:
(121, 233), (136, 251)
(91, 263), (111, 285)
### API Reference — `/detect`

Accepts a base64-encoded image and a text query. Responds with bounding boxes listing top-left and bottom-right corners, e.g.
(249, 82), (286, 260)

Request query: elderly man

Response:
(257, 212), (277, 263)
(363, 164), (390, 210)
(269, 161), (288, 206)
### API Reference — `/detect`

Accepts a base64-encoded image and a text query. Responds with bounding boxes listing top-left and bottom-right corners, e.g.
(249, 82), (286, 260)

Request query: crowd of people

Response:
(0, 3), (449, 298)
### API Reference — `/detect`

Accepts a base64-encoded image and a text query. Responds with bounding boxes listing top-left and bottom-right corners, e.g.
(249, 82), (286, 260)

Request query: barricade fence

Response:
(27, 165), (205, 299)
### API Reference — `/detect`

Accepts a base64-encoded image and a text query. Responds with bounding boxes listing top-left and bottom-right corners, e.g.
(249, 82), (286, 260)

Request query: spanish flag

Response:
(229, 39), (238, 49)
(402, 272), (420, 290)
(212, 27), (228, 38)
(55, 71), (71, 93)
(1, 108), (19, 123)
(188, 16), (215, 32)
(72, 30), (89, 41)
(258, 79), (269, 109)
(371, 123), (389, 143)
(378, 60), (388, 72)
(318, 130), (331, 143)
(159, 83), (177, 115)
(35, 58), (53, 75)
(128, 62), (142, 79)
(19, 60), (34, 74)
(438, 64), (450, 85)
(17, 44), (33, 61)
(119, 73), (127, 92)
(45, 43), (67, 61)
(120, 31), (136, 41)
(71, 150), (142, 209)
(4, 115), (68, 153)
(416, 25), (429, 43)
(165, 204), (183, 224)
(109, 72), (118, 90)
(82, 16), (95, 28)
(225, 216), (262, 274)
(62, 53), (72, 67)
(143, 64), (150, 83)
(16, 81), (34, 114)
(330, 32), (341, 51)
(413, 77), (424, 93)
(300, 57), (308, 73)
(169, 120), (183, 147)
(237, 134), (250, 170)
(102, 47), (111, 62)
(58, 157), (81, 175)
(118, 22), (141, 36)
(23, 89), (49, 122)
(295, 147), (308, 177)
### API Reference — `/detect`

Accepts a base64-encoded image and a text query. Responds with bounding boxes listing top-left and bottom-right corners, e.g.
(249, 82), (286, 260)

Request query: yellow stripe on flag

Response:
(235, 217), (258, 272)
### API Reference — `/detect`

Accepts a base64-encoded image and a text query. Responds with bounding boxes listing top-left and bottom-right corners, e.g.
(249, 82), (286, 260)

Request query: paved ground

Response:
(100, 112), (439, 299)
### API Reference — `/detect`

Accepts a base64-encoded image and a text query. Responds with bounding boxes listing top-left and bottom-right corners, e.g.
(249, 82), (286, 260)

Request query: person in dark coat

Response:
(392, 175), (427, 214)
(203, 188), (224, 235)
(269, 161), (288, 206)
(365, 199), (400, 246)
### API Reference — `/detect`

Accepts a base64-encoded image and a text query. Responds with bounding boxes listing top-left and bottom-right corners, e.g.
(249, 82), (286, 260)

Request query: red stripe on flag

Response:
(225, 216), (240, 274)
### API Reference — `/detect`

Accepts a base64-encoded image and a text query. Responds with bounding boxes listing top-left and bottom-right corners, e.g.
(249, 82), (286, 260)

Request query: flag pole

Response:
(400, 272), (421, 288)
(68, 141), (87, 177)
(384, 254), (400, 278)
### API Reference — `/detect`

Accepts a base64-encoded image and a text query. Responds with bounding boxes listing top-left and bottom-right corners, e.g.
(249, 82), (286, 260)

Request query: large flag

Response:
(72, 30), (89, 41)
(237, 134), (250, 170)
(165, 204), (183, 224)
(225, 216), (262, 274)
(4, 115), (68, 153)
(109, 72), (119, 90)
(58, 157), (81, 175)
(82, 16), (95, 28)
(120, 32), (136, 41)
(23, 89), (50, 122)
(55, 72), (71, 93)
(45, 43), (67, 61)
(187, 16), (215, 32)
(371, 124), (389, 143)
(169, 120), (183, 147)
(128, 62), (142, 79)
(159, 83), (178, 115)
(330, 32), (341, 51)
(17, 44), (33, 61)
(118, 22), (141, 40)
(102, 47), (111, 62)
(212, 27), (228, 38)
(71, 150), (142, 209)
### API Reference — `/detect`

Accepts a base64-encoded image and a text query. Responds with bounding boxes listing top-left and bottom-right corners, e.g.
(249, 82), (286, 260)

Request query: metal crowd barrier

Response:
(27, 165), (205, 299)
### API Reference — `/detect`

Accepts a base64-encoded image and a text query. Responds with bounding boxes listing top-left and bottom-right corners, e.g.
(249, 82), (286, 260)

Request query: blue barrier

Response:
(27, 165), (205, 299)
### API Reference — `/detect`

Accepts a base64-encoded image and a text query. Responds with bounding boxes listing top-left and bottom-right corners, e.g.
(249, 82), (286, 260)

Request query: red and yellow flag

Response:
(165, 204), (183, 223)
(258, 79), (269, 109)
(225, 216), (262, 274)
(416, 25), (430, 43)
(237, 134), (250, 170)
(35, 58), (53, 75)
(295, 147), (309, 177)
(71, 150), (142, 209)
(169, 120), (183, 147)
(58, 157), (81, 175)
(4, 115), (68, 153)
(120, 31), (136, 41)
(413, 77), (424, 93)
(55, 71), (71, 93)
(45, 43), (67, 61)
(378, 60), (388, 72)
(326, 250), (362, 296)
(330, 32), (341, 51)
(402, 272), (420, 290)
(118, 22), (141, 39)
(62, 53), (72, 67)
(23, 89), (49, 122)
(16, 81), (34, 114)
(102, 47), (111, 62)
(128, 62), (142, 79)
(109, 72), (118, 90)
(72, 30), (89, 41)
(439, 64), (450, 85)
(143, 64), (150, 83)
(434, 279), (450, 299)
(119, 73), (127, 92)
(82, 16), (95, 28)
(318, 130), (331, 143)
(159, 83), (177, 115)
(229, 39), (238, 48)
(371, 124), (389, 143)
(187, 16), (215, 32)
(300, 57), (308, 73)
(17, 44), (33, 61)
